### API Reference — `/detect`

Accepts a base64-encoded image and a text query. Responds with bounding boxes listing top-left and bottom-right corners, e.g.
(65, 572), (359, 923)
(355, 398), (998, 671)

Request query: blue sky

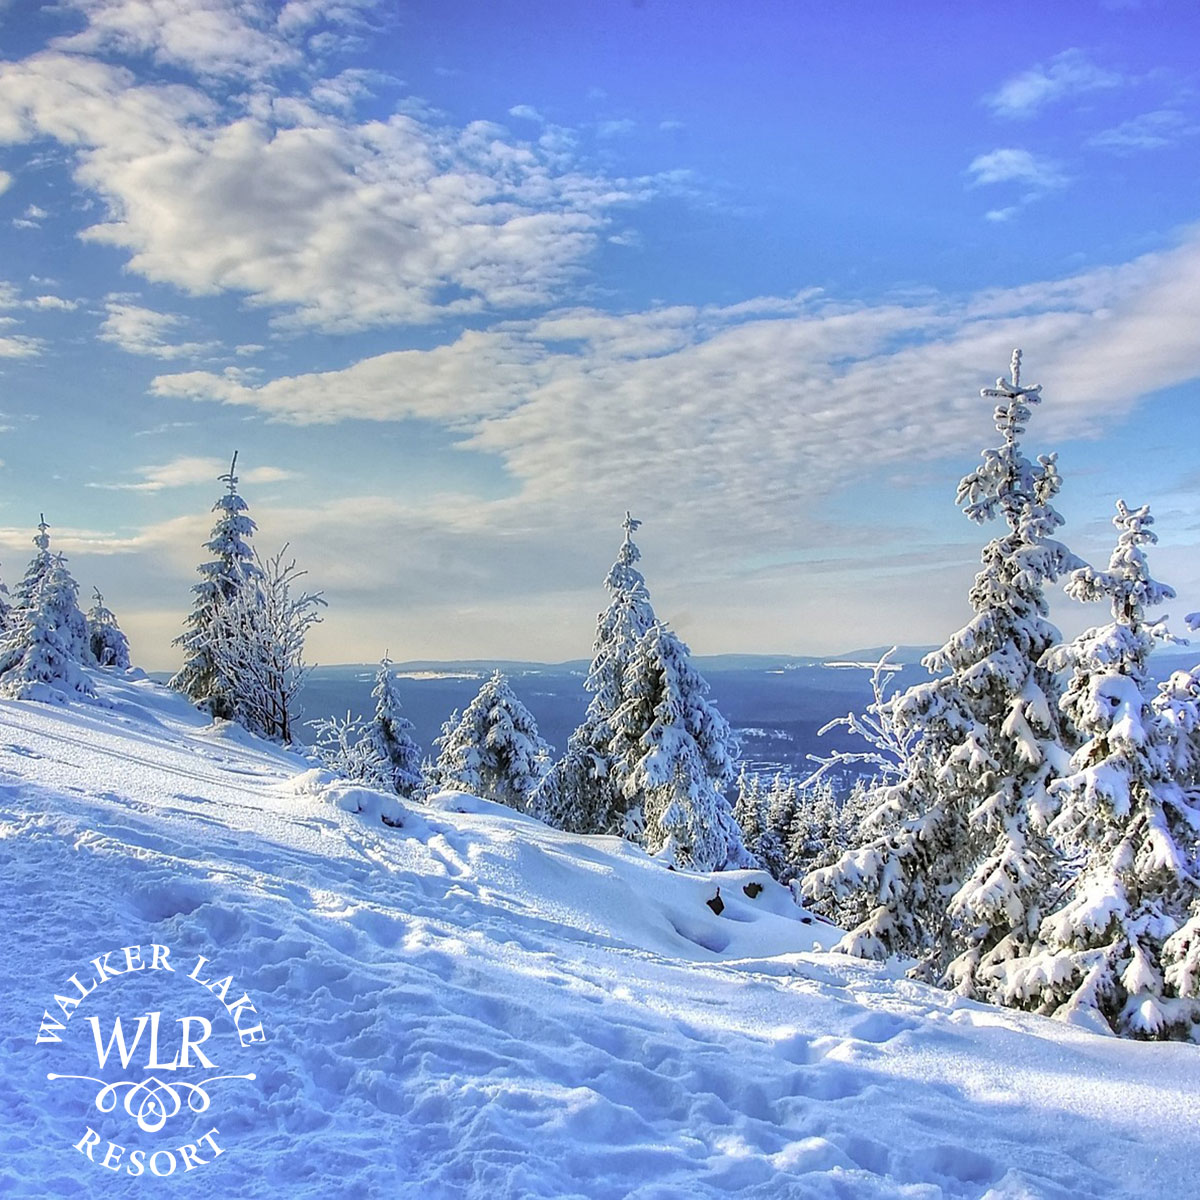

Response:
(1, 0), (1199, 669)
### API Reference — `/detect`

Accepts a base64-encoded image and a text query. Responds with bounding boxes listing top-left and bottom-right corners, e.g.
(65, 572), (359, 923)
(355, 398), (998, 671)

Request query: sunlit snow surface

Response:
(0, 674), (1196, 1198)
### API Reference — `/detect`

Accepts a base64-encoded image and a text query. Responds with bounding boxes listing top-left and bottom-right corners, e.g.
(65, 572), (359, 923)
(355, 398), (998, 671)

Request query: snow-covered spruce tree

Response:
(611, 621), (749, 871)
(1156, 625), (1200, 1030)
(86, 588), (131, 669)
(208, 547), (324, 743)
(434, 672), (552, 811)
(0, 549), (94, 703)
(805, 351), (1081, 993)
(785, 779), (844, 882)
(170, 454), (260, 717)
(12, 514), (56, 610)
(996, 501), (1200, 1037)
(0, 560), (10, 632)
(422, 708), (459, 795)
(534, 512), (658, 835)
(309, 710), (393, 790)
(361, 656), (423, 799)
(732, 768), (786, 874)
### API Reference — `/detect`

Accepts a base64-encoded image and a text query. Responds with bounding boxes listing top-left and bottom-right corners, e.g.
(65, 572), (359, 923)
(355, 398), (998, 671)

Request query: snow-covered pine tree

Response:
(805, 351), (1080, 991)
(361, 656), (423, 799)
(535, 513), (658, 835)
(732, 768), (786, 874)
(996, 501), (1200, 1037)
(170, 453), (261, 717)
(1157, 614), (1200, 1037)
(434, 672), (552, 811)
(208, 547), (324, 743)
(0, 539), (94, 702)
(86, 588), (131, 669)
(309, 710), (393, 790)
(423, 708), (460, 795)
(784, 779), (843, 881)
(5, 517), (91, 666)
(612, 621), (748, 871)
(12, 514), (56, 611)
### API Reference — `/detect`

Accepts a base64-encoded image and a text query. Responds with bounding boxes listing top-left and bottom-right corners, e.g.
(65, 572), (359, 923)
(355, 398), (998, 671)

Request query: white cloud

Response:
(98, 300), (215, 358)
(985, 49), (1124, 119)
(148, 228), (1200, 558)
(0, 334), (42, 357)
(47, 0), (366, 79)
(88, 455), (296, 492)
(0, 51), (659, 331)
(967, 148), (1067, 192)
(508, 104), (544, 122)
(152, 329), (541, 424)
(0, 169), (10, 194)
(1088, 109), (1200, 153)
(29, 294), (78, 310)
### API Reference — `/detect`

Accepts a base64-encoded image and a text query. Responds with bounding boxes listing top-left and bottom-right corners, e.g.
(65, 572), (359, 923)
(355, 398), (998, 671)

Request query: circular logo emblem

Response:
(37, 943), (264, 1177)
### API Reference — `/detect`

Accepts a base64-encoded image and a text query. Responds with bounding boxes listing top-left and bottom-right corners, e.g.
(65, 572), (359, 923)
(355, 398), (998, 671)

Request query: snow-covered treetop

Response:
(1047, 500), (1178, 691)
(958, 349), (1066, 544)
(1066, 500), (1175, 626)
(197, 452), (259, 595)
(604, 511), (648, 598)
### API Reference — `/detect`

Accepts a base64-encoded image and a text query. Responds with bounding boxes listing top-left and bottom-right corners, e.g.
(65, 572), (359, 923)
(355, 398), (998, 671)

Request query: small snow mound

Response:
(288, 768), (405, 827)
(424, 788), (542, 824)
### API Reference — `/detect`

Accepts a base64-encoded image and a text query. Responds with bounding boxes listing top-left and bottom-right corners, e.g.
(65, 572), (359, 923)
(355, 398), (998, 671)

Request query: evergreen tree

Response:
(0, 559), (10, 632)
(86, 588), (131, 669)
(613, 621), (748, 871)
(535, 513), (658, 834)
(423, 708), (460, 795)
(434, 672), (552, 811)
(7, 518), (91, 665)
(733, 769), (786, 875)
(997, 501), (1200, 1037)
(361, 655), (423, 799)
(805, 351), (1081, 991)
(0, 542), (94, 703)
(13, 514), (56, 610)
(309, 710), (393, 789)
(171, 453), (260, 717)
(207, 547), (324, 743)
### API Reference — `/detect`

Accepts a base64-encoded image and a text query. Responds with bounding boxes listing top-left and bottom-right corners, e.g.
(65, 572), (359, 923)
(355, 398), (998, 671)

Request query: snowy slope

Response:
(1, 674), (1197, 1199)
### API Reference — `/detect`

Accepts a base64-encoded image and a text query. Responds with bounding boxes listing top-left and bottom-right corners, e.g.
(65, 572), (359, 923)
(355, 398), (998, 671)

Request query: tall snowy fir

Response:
(535, 513), (658, 834)
(363, 656), (424, 799)
(806, 352), (1080, 995)
(13, 515), (58, 610)
(997, 502), (1200, 1037)
(170, 454), (260, 717)
(434, 672), (552, 812)
(0, 525), (94, 702)
(612, 621), (748, 872)
(86, 588), (131, 670)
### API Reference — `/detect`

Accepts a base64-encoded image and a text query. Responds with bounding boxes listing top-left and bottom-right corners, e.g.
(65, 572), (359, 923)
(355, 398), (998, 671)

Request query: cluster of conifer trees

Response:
(0, 515), (130, 701)
(798, 351), (1200, 1041)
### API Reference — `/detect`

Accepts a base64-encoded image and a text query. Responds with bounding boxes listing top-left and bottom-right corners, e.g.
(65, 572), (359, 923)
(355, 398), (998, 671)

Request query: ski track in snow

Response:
(0, 674), (1197, 1199)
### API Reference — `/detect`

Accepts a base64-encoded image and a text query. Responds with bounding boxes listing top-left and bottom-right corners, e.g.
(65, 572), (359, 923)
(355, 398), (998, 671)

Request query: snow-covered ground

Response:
(0, 674), (1196, 1199)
